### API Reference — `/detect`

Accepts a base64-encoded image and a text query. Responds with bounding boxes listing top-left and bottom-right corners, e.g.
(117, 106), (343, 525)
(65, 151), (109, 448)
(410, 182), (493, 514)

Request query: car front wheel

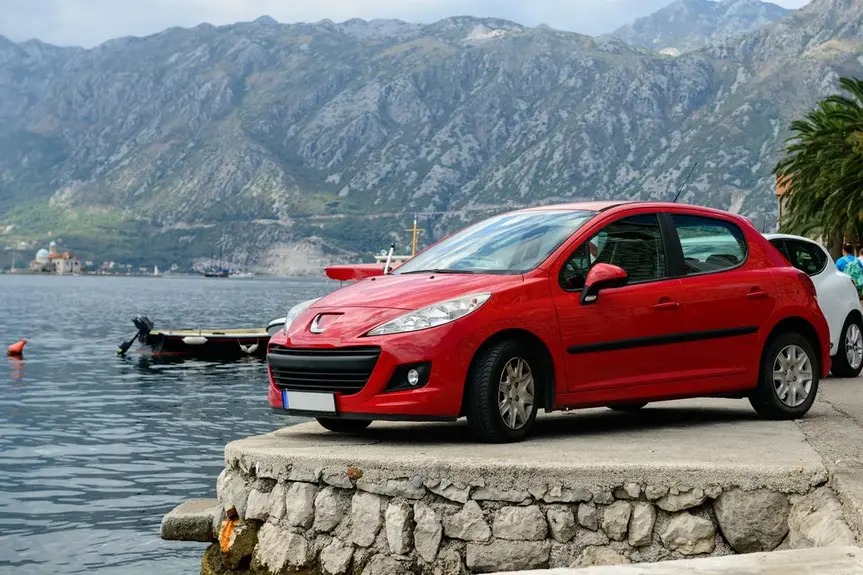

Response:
(749, 332), (819, 420)
(316, 418), (372, 434)
(831, 315), (863, 378)
(466, 339), (540, 443)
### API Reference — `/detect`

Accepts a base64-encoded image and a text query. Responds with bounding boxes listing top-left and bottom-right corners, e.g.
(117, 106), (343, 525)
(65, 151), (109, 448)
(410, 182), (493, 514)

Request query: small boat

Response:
(118, 315), (279, 359)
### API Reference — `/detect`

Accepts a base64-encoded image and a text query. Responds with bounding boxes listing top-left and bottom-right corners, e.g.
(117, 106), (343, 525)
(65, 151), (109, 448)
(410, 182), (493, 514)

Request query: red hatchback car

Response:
(267, 202), (830, 443)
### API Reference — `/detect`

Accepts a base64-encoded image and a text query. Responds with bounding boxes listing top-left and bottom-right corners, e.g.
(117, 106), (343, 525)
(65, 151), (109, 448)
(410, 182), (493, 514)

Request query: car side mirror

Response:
(580, 263), (629, 305)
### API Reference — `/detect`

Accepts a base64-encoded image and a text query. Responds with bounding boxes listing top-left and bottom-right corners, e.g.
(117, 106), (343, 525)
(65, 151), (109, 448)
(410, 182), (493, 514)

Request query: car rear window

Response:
(783, 239), (828, 276)
(672, 215), (747, 274)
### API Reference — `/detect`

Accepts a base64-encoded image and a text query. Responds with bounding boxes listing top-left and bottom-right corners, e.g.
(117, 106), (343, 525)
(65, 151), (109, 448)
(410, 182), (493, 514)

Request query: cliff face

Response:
(611, 0), (791, 54)
(0, 0), (861, 271)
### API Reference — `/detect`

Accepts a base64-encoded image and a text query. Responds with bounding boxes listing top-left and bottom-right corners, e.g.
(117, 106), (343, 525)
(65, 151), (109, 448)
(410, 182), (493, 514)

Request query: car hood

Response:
(314, 273), (524, 311)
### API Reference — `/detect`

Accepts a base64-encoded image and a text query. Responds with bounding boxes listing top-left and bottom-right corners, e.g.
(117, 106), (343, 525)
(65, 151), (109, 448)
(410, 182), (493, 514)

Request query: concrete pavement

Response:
(796, 376), (863, 536)
(233, 398), (828, 494)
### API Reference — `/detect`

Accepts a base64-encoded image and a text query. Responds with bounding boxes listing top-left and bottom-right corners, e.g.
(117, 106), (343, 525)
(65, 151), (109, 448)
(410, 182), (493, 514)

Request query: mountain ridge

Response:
(0, 0), (861, 273)
(611, 0), (792, 54)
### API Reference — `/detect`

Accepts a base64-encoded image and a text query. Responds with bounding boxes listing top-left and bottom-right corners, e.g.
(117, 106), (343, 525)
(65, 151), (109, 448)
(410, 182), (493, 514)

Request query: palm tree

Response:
(775, 77), (863, 254)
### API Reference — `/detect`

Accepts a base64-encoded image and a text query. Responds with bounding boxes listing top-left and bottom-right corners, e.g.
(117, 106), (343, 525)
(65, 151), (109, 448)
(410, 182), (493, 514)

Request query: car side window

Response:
(785, 240), (827, 276)
(672, 214), (747, 275)
(560, 214), (667, 290)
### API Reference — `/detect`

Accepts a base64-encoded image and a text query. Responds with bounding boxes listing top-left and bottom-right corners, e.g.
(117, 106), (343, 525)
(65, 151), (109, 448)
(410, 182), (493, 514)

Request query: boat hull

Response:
(142, 331), (269, 359)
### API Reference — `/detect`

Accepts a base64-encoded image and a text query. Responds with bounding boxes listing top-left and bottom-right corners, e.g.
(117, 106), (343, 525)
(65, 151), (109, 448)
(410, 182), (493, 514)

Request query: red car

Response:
(267, 202), (830, 443)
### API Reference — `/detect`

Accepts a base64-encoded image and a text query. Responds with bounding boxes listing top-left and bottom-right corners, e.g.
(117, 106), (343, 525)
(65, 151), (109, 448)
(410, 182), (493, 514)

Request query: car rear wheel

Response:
(315, 418), (372, 433)
(608, 403), (648, 412)
(749, 332), (819, 420)
(831, 315), (863, 378)
(466, 339), (540, 443)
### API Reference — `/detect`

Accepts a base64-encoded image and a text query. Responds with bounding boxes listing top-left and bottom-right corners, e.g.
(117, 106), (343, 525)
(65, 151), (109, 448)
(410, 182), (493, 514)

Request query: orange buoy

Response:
(7, 338), (27, 356)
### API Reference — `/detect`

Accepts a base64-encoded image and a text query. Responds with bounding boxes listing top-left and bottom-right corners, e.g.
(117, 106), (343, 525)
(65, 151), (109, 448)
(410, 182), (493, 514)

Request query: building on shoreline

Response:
(29, 241), (81, 275)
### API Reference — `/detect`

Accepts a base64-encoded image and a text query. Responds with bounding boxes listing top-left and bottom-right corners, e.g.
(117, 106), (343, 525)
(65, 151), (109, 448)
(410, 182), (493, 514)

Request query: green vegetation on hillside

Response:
(775, 77), (863, 251)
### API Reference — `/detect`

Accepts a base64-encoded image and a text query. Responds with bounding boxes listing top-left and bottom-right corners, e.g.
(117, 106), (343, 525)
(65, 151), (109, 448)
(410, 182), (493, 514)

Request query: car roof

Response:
(763, 233), (825, 246)
(516, 201), (742, 220)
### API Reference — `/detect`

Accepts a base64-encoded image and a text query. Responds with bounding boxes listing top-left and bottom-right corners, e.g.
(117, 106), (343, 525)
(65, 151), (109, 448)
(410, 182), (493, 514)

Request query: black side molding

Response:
(568, 326), (759, 355)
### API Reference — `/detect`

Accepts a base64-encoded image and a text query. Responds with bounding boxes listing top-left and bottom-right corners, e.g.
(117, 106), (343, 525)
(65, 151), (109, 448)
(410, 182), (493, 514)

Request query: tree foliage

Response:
(775, 77), (863, 248)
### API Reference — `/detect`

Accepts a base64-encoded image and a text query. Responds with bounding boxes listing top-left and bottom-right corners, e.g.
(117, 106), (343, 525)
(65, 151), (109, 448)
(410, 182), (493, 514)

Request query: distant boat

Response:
(203, 269), (230, 278)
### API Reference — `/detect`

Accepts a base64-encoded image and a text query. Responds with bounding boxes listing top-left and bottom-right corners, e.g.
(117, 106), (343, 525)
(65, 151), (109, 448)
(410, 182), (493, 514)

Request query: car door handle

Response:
(746, 288), (769, 300)
(654, 301), (680, 311)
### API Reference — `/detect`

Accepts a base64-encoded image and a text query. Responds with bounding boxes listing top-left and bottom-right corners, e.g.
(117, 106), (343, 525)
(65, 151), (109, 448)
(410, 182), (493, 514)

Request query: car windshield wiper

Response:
(399, 269), (478, 275)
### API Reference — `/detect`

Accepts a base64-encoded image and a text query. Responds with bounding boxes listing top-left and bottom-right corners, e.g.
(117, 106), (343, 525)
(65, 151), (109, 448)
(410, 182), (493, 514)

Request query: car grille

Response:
(267, 345), (381, 395)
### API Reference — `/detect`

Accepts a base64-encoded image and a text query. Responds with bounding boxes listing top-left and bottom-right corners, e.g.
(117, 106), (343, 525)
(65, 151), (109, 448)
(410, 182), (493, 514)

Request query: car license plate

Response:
(282, 390), (337, 414)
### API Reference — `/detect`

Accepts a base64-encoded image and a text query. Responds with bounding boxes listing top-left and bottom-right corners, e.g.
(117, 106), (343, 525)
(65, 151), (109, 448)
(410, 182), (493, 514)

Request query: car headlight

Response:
(365, 293), (491, 336)
(285, 297), (321, 330)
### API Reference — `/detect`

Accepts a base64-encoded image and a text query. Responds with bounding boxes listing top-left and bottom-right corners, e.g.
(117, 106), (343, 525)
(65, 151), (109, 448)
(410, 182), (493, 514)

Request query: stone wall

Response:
(181, 463), (858, 575)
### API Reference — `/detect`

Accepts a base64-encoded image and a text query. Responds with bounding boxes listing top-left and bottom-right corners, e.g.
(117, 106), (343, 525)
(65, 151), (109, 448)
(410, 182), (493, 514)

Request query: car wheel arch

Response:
(459, 328), (556, 417)
(761, 316), (822, 373)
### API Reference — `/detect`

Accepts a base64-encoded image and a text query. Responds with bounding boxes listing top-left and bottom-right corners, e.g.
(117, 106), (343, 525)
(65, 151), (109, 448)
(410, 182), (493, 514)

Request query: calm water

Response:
(0, 275), (333, 574)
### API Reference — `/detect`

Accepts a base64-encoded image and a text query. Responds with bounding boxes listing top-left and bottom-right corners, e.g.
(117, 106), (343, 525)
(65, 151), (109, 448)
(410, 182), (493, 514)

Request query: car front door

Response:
(551, 212), (685, 399)
(671, 213), (777, 390)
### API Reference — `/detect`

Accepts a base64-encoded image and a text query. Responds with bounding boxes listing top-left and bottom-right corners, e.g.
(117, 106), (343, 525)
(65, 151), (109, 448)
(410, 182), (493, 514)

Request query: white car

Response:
(765, 233), (863, 377)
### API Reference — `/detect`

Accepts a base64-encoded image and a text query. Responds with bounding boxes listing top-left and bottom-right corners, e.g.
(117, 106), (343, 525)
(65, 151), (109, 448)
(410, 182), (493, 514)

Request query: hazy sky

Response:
(0, 0), (813, 48)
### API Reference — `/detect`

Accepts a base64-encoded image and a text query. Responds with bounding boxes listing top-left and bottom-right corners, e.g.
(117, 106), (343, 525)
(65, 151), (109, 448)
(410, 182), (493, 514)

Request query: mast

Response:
(408, 214), (424, 257)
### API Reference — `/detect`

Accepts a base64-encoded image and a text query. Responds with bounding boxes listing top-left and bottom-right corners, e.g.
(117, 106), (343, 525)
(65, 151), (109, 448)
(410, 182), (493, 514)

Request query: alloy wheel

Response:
(498, 357), (535, 430)
(773, 344), (814, 408)
(845, 324), (863, 371)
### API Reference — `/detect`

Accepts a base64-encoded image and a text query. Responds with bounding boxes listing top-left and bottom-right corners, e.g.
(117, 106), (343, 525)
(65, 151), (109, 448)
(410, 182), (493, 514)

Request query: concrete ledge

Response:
(163, 401), (861, 573)
(227, 401), (828, 493)
(491, 546), (863, 574)
(160, 498), (222, 542)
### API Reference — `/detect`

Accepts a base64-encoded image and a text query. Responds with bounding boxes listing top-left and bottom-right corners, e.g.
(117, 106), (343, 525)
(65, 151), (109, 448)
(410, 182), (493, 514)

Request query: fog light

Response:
(407, 369), (420, 387)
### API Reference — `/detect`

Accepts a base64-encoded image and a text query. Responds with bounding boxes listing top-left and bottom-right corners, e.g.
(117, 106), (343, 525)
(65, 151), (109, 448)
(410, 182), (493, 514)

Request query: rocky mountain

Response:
(611, 0), (792, 54)
(0, 0), (861, 273)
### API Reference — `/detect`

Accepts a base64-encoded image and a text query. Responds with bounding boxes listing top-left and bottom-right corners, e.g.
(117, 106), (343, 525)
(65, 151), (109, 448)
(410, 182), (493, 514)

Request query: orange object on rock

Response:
(7, 338), (27, 356)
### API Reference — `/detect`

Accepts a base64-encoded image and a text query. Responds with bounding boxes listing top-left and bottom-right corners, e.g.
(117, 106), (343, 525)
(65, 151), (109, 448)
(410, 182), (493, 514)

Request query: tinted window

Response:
(768, 239), (791, 261)
(673, 215), (747, 274)
(395, 210), (595, 275)
(785, 240), (827, 276)
(561, 214), (667, 290)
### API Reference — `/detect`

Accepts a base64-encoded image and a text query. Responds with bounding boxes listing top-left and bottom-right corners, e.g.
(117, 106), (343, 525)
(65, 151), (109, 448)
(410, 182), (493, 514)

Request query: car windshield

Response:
(395, 210), (596, 275)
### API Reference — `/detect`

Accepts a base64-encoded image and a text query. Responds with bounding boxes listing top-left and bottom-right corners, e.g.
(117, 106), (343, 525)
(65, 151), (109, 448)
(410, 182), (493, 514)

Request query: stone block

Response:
(789, 488), (856, 549)
(160, 499), (221, 542)
(628, 502), (656, 547)
(466, 541), (550, 572)
(314, 486), (350, 533)
(385, 500), (414, 554)
(443, 500), (491, 542)
(570, 545), (631, 568)
(546, 507), (577, 543)
(252, 524), (311, 573)
(320, 538), (353, 575)
(601, 500), (632, 541)
(656, 488), (707, 512)
(578, 502), (599, 531)
(660, 512), (716, 556)
(713, 489), (790, 553)
(493, 505), (548, 541)
(285, 481), (317, 528)
(351, 491), (384, 547)
(414, 501), (443, 562)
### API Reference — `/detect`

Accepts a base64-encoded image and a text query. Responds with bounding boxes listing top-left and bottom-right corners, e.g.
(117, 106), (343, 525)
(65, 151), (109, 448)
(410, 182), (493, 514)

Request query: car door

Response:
(671, 213), (777, 389)
(551, 212), (685, 395)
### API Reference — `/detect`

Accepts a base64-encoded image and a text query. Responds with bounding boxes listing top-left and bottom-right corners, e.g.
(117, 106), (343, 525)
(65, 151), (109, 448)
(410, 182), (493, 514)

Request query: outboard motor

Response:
(117, 315), (155, 356)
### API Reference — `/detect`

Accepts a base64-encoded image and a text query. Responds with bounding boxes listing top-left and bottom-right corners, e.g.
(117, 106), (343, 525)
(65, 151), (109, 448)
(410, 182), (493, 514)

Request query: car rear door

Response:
(551, 211), (686, 397)
(670, 213), (777, 391)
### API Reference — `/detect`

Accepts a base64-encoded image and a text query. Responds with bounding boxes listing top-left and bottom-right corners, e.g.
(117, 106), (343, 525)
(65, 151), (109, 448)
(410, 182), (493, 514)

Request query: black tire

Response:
(608, 403), (648, 412)
(749, 332), (819, 420)
(831, 314), (863, 378)
(465, 339), (541, 443)
(315, 418), (372, 433)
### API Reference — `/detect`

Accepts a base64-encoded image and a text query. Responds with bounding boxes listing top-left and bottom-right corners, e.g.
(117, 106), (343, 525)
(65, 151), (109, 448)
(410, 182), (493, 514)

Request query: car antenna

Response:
(673, 162), (698, 203)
